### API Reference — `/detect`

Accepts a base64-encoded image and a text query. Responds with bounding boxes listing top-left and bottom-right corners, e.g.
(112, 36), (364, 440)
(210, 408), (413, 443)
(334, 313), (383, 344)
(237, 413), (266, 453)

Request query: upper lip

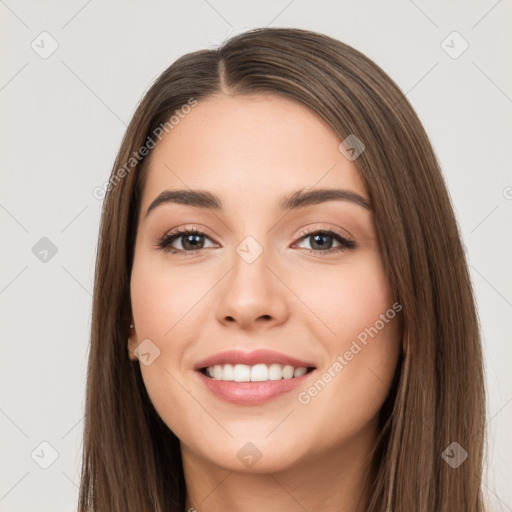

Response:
(194, 349), (316, 370)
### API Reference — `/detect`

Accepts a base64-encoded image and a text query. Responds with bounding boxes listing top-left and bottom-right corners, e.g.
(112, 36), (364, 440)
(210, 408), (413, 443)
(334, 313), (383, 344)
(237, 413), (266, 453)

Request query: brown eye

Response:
(295, 230), (355, 254)
(157, 228), (217, 254)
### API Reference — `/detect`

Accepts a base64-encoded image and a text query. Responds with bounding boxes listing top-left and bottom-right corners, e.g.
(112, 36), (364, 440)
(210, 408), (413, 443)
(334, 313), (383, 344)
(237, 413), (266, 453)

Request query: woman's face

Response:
(129, 93), (401, 472)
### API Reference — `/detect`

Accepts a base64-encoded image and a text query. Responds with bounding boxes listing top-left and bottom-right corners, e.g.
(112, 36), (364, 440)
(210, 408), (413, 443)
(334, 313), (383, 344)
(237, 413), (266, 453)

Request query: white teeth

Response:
(250, 364), (268, 382)
(268, 363), (283, 380)
(204, 363), (311, 382)
(233, 364), (251, 382)
(222, 363), (234, 381)
(282, 365), (294, 379)
(213, 365), (223, 380)
(293, 367), (307, 378)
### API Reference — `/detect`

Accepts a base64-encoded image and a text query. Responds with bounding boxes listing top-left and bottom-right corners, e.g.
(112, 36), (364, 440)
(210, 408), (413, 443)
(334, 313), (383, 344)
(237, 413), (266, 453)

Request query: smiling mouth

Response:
(199, 363), (316, 382)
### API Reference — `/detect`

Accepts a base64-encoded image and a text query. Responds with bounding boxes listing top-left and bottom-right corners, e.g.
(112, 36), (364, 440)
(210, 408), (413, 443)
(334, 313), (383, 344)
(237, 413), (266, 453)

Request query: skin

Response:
(128, 93), (401, 512)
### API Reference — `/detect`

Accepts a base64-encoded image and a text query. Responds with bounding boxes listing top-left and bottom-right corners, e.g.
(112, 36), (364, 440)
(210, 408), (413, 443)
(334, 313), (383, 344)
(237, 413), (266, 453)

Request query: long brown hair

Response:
(79, 27), (486, 511)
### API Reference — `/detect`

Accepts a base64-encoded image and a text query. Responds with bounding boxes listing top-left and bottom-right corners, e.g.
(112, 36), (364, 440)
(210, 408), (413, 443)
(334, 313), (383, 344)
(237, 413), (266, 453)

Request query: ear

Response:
(127, 324), (139, 361)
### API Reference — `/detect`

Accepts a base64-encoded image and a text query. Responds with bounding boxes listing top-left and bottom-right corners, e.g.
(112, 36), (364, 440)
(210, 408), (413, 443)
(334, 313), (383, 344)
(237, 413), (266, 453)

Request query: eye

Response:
(293, 229), (355, 255)
(156, 227), (217, 255)
(156, 227), (356, 256)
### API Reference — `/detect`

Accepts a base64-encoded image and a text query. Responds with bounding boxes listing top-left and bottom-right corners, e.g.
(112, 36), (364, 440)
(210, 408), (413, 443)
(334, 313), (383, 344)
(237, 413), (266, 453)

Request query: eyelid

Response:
(161, 224), (218, 242)
(294, 224), (354, 243)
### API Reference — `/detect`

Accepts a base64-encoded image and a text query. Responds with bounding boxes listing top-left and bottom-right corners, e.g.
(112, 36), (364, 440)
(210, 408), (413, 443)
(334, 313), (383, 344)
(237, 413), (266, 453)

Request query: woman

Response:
(79, 27), (486, 511)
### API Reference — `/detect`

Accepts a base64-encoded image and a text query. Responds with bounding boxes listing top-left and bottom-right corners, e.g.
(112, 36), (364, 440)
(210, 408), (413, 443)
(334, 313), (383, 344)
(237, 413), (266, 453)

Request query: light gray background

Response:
(1, 1), (511, 510)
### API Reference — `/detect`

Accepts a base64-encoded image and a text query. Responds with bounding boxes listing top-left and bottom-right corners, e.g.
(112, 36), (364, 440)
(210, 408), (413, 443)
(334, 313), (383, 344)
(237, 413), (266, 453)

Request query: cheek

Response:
(130, 253), (222, 441)
(296, 253), (395, 343)
(294, 254), (401, 419)
(138, 364), (207, 451)
(130, 252), (214, 345)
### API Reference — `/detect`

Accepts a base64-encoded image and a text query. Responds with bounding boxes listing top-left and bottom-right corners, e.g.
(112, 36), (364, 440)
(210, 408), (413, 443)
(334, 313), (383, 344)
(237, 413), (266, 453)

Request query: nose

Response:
(215, 247), (289, 331)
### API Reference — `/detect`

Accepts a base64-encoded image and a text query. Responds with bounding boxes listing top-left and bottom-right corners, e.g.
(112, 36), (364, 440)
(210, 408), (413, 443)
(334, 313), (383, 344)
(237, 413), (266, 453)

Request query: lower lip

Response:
(196, 369), (316, 405)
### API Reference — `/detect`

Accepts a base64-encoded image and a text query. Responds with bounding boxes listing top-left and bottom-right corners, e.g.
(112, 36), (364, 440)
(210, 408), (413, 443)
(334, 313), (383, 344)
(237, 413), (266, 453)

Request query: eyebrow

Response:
(145, 187), (372, 218)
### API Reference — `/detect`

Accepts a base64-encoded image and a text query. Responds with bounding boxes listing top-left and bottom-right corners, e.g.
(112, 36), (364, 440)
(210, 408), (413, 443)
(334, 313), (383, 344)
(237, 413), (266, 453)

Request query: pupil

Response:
(183, 234), (203, 250)
(311, 234), (332, 250)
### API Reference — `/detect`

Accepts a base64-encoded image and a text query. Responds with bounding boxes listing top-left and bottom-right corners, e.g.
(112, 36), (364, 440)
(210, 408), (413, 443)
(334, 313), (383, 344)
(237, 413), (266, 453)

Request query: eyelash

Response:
(155, 226), (355, 257)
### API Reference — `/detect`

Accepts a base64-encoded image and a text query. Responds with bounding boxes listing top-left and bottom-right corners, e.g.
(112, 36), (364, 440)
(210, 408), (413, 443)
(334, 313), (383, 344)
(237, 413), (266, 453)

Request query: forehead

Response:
(139, 93), (367, 215)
